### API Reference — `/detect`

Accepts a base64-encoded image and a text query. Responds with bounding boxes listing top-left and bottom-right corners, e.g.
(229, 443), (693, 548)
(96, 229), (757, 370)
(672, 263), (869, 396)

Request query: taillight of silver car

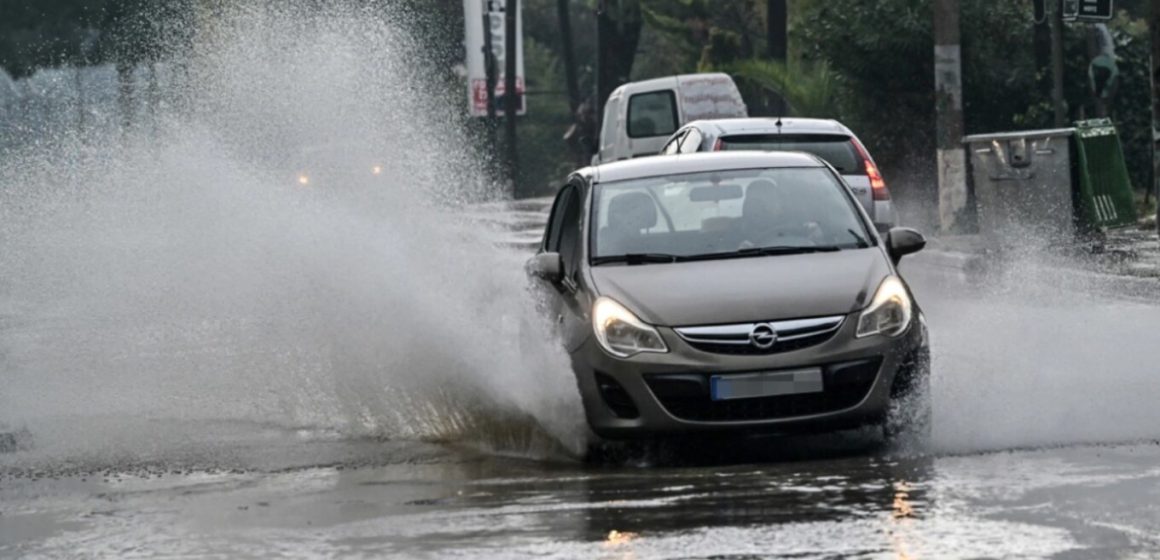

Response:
(851, 138), (890, 201)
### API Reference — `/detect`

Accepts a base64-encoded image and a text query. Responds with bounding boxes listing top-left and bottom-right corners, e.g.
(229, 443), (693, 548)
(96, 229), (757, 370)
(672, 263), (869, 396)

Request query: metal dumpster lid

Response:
(962, 128), (1075, 144)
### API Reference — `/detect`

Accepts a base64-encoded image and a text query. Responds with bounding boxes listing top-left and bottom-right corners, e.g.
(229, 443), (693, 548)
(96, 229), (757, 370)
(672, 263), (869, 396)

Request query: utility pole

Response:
(594, 0), (605, 128)
(1051, 0), (1067, 127)
(766, 0), (788, 115)
(1151, 0), (1160, 225)
(482, 9), (498, 153)
(504, 0), (519, 195)
(934, 0), (967, 232)
(1034, 0), (1052, 89)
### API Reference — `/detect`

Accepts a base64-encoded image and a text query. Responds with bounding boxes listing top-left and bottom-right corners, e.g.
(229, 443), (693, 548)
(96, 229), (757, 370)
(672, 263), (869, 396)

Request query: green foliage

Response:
(727, 58), (838, 118)
(0, 0), (108, 77)
(797, 0), (1038, 179)
(1013, 14), (1152, 192)
(797, 1), (1153, 195)
(516, 36), (578, 194)
(1105, 17), (1154, 192)
(635, 0), (762, 78)
(0, 0), (196, 77)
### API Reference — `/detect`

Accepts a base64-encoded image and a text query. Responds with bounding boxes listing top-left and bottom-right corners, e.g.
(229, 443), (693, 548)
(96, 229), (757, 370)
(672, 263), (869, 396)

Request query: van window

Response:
(627, 91), (678, 139)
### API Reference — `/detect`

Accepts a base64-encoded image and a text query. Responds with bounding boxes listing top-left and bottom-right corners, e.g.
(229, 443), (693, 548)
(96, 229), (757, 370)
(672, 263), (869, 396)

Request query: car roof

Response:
(584, 151), (825, 184)
(684, 117), (854, 136)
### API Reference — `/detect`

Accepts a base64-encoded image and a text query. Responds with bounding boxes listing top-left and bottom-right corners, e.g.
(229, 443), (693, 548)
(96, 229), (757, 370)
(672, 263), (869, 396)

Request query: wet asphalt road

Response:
(5, 225), (1160, 558)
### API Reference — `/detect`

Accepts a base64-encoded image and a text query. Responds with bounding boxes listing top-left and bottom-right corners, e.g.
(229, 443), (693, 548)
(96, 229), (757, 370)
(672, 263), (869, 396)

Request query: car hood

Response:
(589, 249), (890, 326)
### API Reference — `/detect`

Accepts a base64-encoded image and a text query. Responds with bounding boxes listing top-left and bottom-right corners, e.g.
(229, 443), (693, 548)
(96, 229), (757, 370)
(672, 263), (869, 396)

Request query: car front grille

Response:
(644, 357), (881, 422)
(673, 315), (845, 355)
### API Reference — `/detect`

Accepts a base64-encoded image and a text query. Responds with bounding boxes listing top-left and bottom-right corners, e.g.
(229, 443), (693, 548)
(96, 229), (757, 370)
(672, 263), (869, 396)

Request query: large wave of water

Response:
(0, 1), (585, 468)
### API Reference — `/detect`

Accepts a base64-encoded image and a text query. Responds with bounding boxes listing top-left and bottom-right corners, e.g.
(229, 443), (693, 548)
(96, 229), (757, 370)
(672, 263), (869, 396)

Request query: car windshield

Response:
(718, 134), (863, 174)
(591, 167), (872, 263)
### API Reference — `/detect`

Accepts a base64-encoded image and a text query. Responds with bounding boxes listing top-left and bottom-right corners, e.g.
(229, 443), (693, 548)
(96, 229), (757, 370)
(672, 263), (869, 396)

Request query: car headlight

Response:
(856, 276), (913, 338)
(592, 297), (668, 358)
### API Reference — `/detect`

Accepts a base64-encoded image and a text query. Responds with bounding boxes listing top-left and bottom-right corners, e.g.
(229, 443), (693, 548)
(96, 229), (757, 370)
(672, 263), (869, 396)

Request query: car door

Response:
(537, 182), (591, 353)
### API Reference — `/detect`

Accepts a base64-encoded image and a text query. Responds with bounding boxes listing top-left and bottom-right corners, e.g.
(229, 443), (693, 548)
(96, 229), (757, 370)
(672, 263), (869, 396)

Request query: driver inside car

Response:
(737, 178), (823, 248)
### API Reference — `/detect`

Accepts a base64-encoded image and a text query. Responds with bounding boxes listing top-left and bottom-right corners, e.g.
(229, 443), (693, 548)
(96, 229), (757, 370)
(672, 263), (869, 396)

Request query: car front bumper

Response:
(570, 311), (927, 439)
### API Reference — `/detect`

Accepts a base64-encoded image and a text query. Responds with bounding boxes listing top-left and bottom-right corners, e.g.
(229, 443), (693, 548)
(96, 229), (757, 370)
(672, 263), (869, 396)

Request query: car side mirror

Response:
(887, 227), (926, 263)
(526, 252), (563, 283)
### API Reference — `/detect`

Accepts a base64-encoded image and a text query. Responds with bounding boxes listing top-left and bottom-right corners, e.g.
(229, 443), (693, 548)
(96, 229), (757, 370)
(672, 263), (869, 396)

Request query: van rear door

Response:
(625, 89), (680, 159)
(677, 74), (748, 121)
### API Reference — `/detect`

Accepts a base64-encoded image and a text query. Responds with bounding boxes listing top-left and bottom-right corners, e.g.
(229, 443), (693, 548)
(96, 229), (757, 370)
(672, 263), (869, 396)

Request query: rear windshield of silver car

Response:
(590, 167), (872, 261)
(718, 134), (864, 175)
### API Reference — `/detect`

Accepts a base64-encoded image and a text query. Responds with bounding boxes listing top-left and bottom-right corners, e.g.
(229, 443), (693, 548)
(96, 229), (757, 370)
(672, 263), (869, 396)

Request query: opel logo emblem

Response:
(749, 323), (778, 349)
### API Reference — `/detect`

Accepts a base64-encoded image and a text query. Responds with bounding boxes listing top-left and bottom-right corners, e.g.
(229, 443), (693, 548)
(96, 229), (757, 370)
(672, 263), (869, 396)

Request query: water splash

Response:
(0, 1), (585, 469)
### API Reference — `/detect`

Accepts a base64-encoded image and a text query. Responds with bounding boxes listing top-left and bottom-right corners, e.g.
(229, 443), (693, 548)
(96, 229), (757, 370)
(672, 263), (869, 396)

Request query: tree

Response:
(727, 58), (837, 118)
(0, 0), (110, 78)
(595, 0), (644, 118)
(797, 1), (1040, 200)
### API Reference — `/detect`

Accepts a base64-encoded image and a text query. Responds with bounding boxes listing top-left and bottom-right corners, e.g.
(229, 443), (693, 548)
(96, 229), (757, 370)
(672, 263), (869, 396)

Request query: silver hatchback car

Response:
(660, 118), (896, 231)
(527, 152), (929, 441)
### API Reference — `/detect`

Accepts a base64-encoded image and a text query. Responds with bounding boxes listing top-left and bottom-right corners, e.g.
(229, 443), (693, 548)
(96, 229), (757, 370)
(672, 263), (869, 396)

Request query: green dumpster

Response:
(1073, 118), (1137, 230)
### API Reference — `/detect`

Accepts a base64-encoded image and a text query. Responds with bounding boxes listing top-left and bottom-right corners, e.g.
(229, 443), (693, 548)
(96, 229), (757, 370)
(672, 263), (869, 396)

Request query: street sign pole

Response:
(504, 0), (519, 196)
(482, 11), (498, 154)
(1063, 0), (1114, 21)
(1052, 0), (1068, 127)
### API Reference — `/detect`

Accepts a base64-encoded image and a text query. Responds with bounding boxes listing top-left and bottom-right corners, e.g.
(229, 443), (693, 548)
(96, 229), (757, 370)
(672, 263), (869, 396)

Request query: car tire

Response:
(883, 347), (932, 448)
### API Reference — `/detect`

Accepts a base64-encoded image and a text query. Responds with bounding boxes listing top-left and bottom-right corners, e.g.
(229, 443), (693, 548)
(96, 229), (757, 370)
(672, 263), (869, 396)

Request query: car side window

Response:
(661, 131), (686, 155)
(556, 186), (583, 280)
(543, 185), (574, 252)
(678, 128), (703, 154)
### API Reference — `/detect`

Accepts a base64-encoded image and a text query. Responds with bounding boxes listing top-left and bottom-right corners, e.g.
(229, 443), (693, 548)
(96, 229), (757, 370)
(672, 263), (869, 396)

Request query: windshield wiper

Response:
(737, 245), (842, 256)
(681, 245), (841, 262)
(847, 228), (871, 248)
(591, 253), (680, 265)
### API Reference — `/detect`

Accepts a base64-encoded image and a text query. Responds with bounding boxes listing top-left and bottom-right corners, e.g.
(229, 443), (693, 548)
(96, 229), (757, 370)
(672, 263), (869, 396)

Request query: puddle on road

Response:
(903, 254), (1160, 456)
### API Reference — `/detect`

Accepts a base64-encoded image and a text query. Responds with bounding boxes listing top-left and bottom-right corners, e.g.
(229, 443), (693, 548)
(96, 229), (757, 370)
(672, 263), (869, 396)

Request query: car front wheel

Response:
(883, 347), (932, 447)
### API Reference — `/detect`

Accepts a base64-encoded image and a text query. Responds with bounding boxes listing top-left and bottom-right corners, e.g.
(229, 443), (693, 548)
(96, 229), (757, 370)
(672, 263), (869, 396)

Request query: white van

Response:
(594, 73), (747, 164)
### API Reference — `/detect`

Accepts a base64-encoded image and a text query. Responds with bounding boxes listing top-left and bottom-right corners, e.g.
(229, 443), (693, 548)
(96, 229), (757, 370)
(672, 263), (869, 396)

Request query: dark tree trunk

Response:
(765, 0), (788, 115)
(1034, 0), (1052, 113)
(1150, 0), (1160, 211)
(766, 0), (786, 60)
(556, 0), (580, 115)
(595, 0), (642, 121)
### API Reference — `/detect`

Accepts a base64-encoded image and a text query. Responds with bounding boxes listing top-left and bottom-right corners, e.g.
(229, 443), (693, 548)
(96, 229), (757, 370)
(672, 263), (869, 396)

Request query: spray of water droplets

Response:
(0, 1), (586, 469)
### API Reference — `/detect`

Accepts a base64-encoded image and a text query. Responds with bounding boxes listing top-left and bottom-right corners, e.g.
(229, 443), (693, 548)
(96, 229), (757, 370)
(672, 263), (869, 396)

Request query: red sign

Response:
(471, 78), (525, 115)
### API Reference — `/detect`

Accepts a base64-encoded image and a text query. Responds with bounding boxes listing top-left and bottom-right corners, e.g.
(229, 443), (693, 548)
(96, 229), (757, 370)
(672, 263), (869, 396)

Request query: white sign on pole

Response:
(464, 0), (525, 116)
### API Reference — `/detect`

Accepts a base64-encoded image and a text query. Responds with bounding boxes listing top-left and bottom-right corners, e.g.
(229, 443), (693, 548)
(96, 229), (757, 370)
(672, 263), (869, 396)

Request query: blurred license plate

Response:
(710, 369), (824, 401)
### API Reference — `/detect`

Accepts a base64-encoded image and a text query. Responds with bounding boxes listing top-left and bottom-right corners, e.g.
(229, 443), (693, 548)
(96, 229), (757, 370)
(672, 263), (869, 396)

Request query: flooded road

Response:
(4, 3), (1160, 556)
(4, 429), (1160, 557)
(5, 242), (1160, 559)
